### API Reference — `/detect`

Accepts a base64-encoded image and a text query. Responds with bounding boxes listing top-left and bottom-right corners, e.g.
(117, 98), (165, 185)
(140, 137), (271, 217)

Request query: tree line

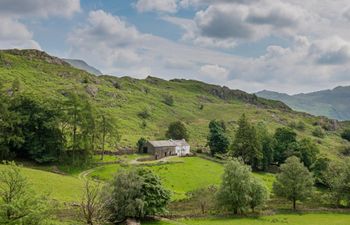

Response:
(207, 114), (319, 172)
(0, 83), (119, 165)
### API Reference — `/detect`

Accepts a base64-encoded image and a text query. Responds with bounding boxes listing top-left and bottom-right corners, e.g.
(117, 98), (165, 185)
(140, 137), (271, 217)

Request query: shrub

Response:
(341, 129), (350, 142)
(312, 127), (325, 138)
(138, 108), (151, 119)
(163, 95), (174, 106)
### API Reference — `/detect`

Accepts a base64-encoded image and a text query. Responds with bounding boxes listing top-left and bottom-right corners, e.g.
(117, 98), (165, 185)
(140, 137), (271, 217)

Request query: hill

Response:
(63, 58), (102, 75)
(256, 87), (350, 121)
(0, 49), (349, 158)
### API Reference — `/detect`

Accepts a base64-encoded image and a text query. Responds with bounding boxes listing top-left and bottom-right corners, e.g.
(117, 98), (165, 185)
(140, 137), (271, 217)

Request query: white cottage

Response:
(173, 139), (191, 156)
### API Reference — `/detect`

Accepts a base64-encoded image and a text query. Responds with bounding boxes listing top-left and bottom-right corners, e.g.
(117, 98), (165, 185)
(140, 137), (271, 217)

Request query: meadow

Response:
(144, 213), (350, 225)
(90, 156), (275, 200)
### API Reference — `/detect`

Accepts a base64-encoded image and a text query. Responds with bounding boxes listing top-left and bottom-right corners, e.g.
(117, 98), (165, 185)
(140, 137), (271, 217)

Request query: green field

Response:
(90, 156), (274, 199)
(144, 213), (350, 225)
(0, 164), (83, 202)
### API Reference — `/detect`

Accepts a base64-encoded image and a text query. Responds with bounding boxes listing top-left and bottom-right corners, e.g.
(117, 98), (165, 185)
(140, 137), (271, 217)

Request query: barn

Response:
(142, 139), (190, 160)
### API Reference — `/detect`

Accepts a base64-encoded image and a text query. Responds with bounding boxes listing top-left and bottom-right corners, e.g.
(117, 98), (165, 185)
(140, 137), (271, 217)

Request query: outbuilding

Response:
(142, 139), (190, 159)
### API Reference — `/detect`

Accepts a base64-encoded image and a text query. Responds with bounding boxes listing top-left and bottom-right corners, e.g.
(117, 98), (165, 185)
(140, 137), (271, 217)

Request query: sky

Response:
(1, 0), (350, 94)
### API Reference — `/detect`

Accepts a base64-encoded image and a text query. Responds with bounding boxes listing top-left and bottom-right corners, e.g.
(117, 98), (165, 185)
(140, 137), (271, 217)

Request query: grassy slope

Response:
(0, 49), (348, 159)
(144, 213), (350, 225)
(0, 164), (83, 202)
(90, 156), (275, 200)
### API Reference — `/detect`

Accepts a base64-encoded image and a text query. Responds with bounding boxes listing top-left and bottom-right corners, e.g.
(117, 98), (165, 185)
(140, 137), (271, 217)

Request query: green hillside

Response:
(0, 49), (349, 158)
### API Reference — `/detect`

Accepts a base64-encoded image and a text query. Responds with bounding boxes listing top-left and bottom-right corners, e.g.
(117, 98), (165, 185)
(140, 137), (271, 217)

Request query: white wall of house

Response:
(175, 145), (190, 156)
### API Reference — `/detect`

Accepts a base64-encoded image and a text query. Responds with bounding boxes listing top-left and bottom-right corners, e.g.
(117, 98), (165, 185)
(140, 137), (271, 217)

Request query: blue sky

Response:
(1, 0), (350, 94)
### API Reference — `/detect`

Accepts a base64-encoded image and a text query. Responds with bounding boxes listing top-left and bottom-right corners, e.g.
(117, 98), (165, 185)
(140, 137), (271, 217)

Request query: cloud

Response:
(135, 0), (178, 13)
(200, 64), (229, 81)
(0, 0), (80, 50)
(0, 17), (40, 49)
(0, 0), (80, 18)
(68, 9), (350, 94)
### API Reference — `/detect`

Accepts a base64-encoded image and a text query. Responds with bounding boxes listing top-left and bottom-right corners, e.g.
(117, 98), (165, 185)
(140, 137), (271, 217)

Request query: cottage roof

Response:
(148, 139), (189, 147)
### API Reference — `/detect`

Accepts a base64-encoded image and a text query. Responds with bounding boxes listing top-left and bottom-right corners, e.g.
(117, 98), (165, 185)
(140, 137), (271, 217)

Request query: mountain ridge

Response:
(256, 86), (350, 121)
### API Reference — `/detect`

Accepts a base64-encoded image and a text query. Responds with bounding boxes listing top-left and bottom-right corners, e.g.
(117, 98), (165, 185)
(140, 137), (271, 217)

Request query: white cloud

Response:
(68, 8), (350, 94)
(200, 64), (229, 81)
(0, 0), (80, 50)
(135, 0), (178, 13)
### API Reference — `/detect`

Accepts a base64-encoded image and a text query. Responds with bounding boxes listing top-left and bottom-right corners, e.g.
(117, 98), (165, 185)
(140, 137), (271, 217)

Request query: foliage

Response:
(80, 181), (104, 225)
(311, 157), (330, 186)
(102, 168), (170, 222)
(166, 121), (189, 140)
(324, 159), (350, 207)
(273, 127), (297, 165)
(217, 159), (268, 214)
(273, 156), (314, 210)
(312, 127), (325, 138)
(137, 137), (148, 152)
(187, 186), (217, 214)
(207, 120), (230, 156)
(231, 114), (262, 170)
(341, 129), (350, 142)
(138, 108), (151, 119)
(256, 123), (274, 171)
(298, 138), (319, 169)
(249, 178), (269, 212)
(0, 162), (50, 224)
(10, 96), (64, 163)
(163, 95), (174, 106)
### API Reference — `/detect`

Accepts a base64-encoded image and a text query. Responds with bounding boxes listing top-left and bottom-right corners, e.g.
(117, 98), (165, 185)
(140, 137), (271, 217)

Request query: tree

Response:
(0, 162), (50, 224)
(207, 120), (230, 156)
(137, 137), (147, 153)
(9, 96), (64, 163)
(341, 129), (350, 142)
(298, 138), (319, 169)
(217, 159), (252, 214)
(273, 127), (297, 165)
(324, 159), (350, 207)
(80, 181), (104, 225)
(187, 186), (217, 214)
(102, 168), (170, 223)
(0, 94), (22, 160)
(273, 156), (314, 210)
(256, 123), (274, 171)
(166, 121), (189, 140)
(249, 178), (269, 212)
(96, 113), (119, 161)
(312, 157), (330, 186)
(231, 114), (262, 170)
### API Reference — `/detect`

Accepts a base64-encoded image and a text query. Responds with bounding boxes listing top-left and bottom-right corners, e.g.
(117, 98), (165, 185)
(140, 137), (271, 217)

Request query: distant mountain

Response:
(256, 86), (350, 121)
(63, 58), (102, 75)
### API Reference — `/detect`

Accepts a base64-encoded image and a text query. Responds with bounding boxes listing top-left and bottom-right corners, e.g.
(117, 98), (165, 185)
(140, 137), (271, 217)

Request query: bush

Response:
(163, 95), (174, 106)
(102, 168), (170, 222)
(166, 121), (189, 140)
(312, 127), (325, 138)
(341, 129), (350, 142)
(138, 108), (151, 119)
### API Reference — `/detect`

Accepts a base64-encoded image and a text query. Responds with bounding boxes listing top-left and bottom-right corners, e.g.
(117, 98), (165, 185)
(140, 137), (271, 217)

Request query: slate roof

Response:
(148, 139), (189, 147)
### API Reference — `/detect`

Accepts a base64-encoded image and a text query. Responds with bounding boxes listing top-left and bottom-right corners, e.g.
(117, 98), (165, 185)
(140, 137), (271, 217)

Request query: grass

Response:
(1, 49), (349, 162)
(0, 164), (84, 203)
(144, 213), (350, 225)
(90, 156), (274, 200)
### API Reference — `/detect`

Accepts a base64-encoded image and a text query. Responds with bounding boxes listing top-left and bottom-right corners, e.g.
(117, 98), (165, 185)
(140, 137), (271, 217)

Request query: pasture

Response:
(144, 213), (350, 225)
(90, 156), (275, 200)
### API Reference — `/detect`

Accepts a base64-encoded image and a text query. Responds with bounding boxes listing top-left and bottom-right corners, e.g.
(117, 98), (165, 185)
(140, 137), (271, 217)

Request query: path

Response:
(78, 167), (97, 180)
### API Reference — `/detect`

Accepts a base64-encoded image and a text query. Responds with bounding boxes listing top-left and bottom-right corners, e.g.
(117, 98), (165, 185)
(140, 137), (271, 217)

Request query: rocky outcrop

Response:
(3, 49), (69, 66)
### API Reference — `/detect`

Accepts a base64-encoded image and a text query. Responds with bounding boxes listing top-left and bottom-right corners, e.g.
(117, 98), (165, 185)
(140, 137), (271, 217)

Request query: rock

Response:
(125, 218), (140, 225)
(85, 85), (98, 97)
